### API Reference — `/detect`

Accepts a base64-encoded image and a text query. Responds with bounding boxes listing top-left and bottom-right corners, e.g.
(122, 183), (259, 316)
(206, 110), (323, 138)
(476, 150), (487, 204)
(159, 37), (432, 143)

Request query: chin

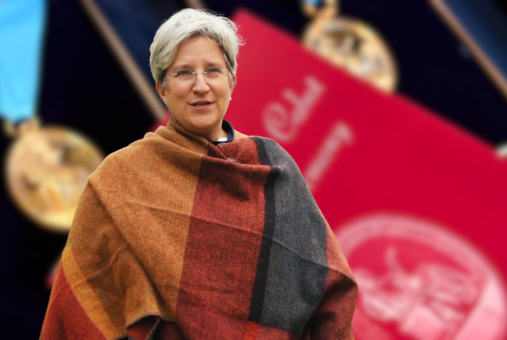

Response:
(180, 121), (215, 138)
(187, 113), (220, 130)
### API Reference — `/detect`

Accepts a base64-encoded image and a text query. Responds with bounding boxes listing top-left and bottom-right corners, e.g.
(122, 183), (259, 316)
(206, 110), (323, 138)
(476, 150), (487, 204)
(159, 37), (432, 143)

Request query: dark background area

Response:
(1, 0), (506, 338)
(497, 0), (507, 13)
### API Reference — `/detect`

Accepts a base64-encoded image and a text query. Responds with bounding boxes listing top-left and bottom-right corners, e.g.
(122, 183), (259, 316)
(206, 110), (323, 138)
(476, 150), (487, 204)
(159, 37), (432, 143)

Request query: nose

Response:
(192, 73), (210, 94)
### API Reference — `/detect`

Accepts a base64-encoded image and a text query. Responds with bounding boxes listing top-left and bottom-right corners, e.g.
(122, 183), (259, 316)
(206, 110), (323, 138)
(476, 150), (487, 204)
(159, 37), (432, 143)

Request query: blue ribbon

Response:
(0, 0), (46, 123)
(301, 0), (322, 5)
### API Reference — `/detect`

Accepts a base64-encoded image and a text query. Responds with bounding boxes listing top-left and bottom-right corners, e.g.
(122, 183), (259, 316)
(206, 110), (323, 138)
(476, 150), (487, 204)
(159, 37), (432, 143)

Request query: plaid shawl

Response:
(41, 119), (357, 340)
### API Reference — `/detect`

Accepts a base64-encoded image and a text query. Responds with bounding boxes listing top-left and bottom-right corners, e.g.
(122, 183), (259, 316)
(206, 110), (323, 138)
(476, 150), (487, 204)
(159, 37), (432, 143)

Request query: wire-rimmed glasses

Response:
(167, 67), (230, 86)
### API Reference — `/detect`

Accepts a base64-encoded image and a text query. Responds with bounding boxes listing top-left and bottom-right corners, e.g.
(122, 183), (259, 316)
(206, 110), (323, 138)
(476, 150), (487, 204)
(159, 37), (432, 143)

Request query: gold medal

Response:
(1, 2), (103, 233)
(302, 1), (398, 92)
(4, 118), (103, 233)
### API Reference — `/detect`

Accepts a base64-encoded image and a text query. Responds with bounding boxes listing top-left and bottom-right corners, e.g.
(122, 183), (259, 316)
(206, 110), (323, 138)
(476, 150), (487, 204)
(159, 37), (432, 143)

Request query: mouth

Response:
(190, 100), (214, 107)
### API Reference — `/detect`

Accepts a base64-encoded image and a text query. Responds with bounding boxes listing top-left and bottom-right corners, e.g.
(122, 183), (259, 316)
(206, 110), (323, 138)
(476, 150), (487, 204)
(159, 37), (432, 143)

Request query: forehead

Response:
(171, 36), (226, 67)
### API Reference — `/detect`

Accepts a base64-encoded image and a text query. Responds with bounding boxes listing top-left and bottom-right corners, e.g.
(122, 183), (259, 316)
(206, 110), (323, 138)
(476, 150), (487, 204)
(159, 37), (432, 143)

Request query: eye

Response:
(206, 67), (222, 75)
(175, 69), (193, 77)
(204, 67), (223, 79)
(206, 67), (221, 73)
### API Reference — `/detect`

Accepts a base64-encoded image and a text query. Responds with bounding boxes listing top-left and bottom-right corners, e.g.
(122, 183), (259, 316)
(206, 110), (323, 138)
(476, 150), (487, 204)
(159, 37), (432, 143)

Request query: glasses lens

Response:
(175, 70), (195, 81)
(204, 68), (222, 79)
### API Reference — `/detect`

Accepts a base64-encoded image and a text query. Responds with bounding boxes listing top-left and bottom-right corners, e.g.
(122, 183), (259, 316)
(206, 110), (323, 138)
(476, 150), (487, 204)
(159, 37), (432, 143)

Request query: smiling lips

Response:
(190, 100), (214, 107)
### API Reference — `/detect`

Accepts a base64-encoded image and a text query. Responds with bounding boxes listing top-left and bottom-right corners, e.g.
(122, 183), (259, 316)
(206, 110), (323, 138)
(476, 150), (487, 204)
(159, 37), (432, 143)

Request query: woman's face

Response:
(156, 36), (236, 141)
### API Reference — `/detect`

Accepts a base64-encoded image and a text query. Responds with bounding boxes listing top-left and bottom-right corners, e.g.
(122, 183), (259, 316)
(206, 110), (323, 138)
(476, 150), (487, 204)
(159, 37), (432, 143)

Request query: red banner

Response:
(223, 9), (506, 340)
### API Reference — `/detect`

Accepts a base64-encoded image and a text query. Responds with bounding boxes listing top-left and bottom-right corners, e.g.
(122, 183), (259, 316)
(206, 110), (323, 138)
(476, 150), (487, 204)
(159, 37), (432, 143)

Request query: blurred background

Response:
(1, 0), (507, 339)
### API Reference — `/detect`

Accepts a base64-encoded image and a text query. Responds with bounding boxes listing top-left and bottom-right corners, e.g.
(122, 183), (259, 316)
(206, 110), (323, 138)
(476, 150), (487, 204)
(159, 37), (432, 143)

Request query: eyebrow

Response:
(171, 61), (226, 71)
(172, 63), (192, 71)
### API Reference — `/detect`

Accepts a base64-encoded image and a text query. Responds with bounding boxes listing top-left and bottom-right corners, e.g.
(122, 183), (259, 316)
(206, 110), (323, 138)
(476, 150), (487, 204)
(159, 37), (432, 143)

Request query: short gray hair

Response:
(149, 9), (242, 87)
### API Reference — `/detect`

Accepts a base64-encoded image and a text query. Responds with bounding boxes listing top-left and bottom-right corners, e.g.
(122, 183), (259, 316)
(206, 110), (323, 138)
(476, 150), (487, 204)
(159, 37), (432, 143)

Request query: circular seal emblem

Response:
(335, 214), (506, 340)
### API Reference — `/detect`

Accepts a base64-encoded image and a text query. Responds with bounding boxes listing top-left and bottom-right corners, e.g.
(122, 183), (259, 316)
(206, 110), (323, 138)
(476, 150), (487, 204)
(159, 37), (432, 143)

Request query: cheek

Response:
(216, 85), (232, 102)
(166, 88), (187, 109)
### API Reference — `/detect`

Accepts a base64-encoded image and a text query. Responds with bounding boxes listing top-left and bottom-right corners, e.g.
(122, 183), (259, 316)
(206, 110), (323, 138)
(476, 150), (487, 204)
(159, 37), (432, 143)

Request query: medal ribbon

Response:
(0, 0), (46, 123)
(302, 0), (322, 4)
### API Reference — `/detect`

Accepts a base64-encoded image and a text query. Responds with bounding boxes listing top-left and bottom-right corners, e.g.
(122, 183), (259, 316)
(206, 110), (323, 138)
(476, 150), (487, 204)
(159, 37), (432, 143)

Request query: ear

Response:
(230, 73), (237, 93)
(155, 81), (166, 101)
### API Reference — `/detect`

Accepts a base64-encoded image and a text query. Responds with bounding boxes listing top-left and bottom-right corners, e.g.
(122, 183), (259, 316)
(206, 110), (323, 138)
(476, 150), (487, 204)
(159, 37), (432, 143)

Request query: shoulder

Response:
(250, 135), (289, 155)
(88, 136), (159, 188)
(235, 130), (280, 149)
(233, 130), (249, 140)
(238, 133), (296, 166)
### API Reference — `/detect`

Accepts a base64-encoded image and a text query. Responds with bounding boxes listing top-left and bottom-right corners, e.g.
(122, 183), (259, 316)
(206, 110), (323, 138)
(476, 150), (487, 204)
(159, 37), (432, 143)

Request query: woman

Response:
(41, 9), (357, 340)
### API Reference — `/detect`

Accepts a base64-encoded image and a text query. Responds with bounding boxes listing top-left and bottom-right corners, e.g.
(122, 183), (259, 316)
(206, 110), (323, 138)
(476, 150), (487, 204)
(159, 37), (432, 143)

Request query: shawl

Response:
(40, 119), (357, 340)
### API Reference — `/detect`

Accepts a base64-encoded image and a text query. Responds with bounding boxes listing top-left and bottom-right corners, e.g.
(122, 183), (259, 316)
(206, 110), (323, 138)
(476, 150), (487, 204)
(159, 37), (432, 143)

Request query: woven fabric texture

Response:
(40, 119), (357, 340)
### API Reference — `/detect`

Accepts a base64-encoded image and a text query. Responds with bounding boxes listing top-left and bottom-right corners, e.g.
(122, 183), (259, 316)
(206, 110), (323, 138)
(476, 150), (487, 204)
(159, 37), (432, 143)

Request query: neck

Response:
(203, 126), (228, 142)
(170, 116), (227, 142)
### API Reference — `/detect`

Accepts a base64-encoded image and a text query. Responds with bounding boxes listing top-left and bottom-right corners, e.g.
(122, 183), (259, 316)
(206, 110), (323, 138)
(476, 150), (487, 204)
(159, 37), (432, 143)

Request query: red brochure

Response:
(224, 9), (507, 340)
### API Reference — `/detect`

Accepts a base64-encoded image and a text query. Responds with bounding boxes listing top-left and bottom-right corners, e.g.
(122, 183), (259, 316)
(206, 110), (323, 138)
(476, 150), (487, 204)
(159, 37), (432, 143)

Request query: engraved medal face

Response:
(5, 126), (103, 232)
(335, 215), (507, 340)
(303, 16), (398, 92)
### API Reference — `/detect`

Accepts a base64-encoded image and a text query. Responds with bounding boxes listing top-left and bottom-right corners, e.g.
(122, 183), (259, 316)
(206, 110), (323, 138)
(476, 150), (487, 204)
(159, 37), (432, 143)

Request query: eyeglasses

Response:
(167, 67), (230, 85)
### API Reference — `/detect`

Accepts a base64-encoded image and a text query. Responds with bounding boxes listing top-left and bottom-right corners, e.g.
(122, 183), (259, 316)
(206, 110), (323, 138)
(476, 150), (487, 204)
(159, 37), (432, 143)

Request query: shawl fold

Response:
(41, 120), (357, 340)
